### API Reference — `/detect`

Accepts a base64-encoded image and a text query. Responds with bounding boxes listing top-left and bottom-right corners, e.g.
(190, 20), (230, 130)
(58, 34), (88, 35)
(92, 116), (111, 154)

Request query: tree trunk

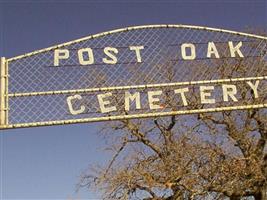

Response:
(254, 193), (261, 200)
(229, 196), (240, 200)
(260, 185), (267, 200)
(253, 185), (267, 200)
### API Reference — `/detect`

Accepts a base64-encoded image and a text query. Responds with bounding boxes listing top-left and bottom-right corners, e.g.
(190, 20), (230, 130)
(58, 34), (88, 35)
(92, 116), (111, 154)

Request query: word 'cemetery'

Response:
(66, 80), (263, 115)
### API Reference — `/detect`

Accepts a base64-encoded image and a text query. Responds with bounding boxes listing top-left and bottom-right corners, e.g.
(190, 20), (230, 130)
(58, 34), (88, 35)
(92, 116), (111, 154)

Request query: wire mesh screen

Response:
(5, 25), (267, 128)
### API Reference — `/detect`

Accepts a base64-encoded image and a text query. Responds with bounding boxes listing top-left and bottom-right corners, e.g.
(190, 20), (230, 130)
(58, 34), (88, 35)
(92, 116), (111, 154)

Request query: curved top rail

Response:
(7, 24), (267, 62)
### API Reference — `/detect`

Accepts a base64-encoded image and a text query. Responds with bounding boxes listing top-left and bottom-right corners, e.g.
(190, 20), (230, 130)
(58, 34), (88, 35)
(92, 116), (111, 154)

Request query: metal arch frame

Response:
(7, 24), (267, 62)
(0, 24), (266, 129)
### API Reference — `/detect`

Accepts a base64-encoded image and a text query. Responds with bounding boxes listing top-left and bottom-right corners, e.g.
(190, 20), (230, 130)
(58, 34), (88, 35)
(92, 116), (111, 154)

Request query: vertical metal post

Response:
(0, 57), (7, 127)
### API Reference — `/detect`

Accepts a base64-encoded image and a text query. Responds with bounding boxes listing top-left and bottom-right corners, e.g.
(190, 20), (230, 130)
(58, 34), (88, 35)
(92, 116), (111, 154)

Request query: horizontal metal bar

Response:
(8, 76), (267, 97)
(43, 55), (263, 68)
(0, 103), (266, 130)
(7, 24), (267, 62)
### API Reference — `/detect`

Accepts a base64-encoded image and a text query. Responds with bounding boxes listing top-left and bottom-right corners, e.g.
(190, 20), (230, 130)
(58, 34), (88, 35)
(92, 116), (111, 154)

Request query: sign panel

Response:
(0, 25), (266, 129)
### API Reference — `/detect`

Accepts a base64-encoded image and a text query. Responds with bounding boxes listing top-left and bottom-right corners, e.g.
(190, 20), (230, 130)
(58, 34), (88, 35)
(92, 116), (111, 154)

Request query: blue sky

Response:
(0, 0), (266, 199)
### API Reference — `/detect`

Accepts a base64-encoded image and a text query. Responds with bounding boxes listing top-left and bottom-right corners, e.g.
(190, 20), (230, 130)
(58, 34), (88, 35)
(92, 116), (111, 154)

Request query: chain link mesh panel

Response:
(3, 25), (267, 128)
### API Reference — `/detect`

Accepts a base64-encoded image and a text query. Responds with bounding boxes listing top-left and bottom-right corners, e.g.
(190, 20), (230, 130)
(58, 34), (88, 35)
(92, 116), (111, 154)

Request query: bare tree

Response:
(79, 30), (267, 200)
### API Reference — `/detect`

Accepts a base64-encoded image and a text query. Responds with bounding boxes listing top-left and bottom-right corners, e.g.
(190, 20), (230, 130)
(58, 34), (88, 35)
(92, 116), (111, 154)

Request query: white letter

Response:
(207, 42), (220, 58)
(174, 88), (189, 106)
(181, 43), (196, 60)
(129, 46), (144, 63)
(228, 41), (244, 57)
(200, 86), (215, 104)
(222, 84), (238, 102)
(247, 80), (259, 98)
(125, 91), (141, 111)
(66, 95), (85, 115)
(97, 92), (117, 113)
(102, 47), (118, 64)
(148, 90), (162, 109)
(54, 49), (69, 66)
(78, 48), (94, 65)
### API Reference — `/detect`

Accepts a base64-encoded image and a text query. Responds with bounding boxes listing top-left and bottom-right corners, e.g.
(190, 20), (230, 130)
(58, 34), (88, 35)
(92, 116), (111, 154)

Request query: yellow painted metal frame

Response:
(0, 57), (8, 127)
(1, 24), (266, 129)
(7, 24), (267, 62)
